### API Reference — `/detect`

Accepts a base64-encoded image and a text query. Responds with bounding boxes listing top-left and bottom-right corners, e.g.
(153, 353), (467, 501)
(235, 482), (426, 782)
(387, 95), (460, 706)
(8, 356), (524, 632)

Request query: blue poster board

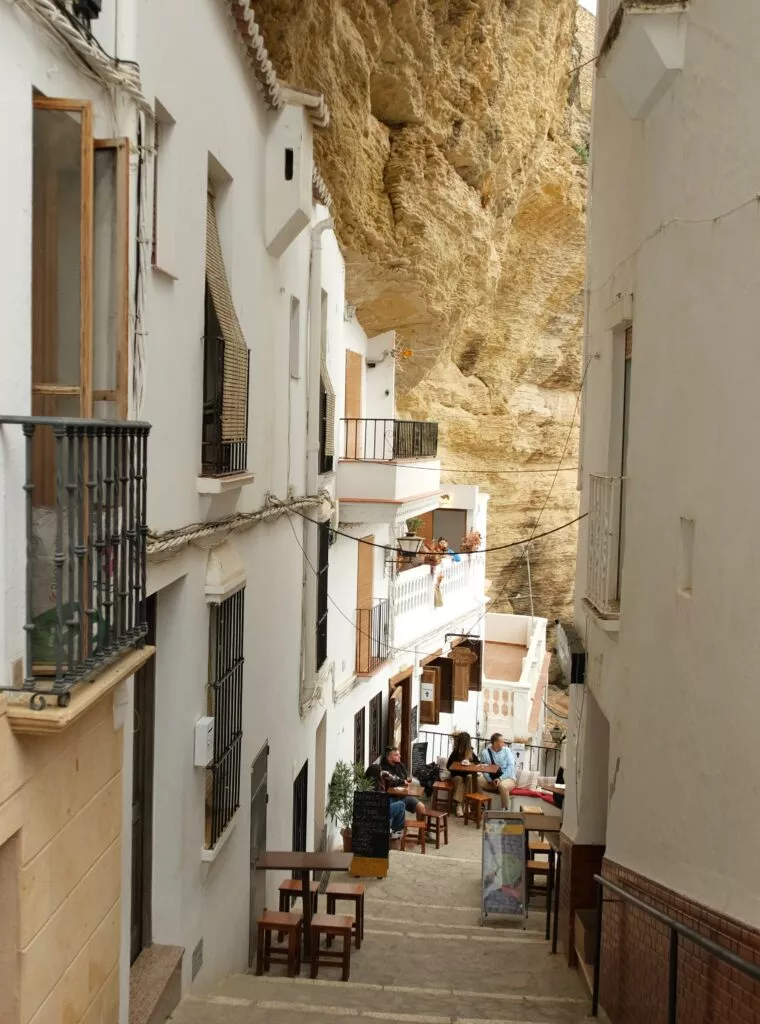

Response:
(481, 811), (527, 924)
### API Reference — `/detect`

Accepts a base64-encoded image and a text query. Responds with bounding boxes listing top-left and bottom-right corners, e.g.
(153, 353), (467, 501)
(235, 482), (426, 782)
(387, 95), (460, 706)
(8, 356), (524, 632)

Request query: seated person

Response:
(436, 536), (461, 562)
(478, 732), (516, 809)
(379, 746), (427, 821)
(446, 731), (474, 817)
(365, 763), (407, 838)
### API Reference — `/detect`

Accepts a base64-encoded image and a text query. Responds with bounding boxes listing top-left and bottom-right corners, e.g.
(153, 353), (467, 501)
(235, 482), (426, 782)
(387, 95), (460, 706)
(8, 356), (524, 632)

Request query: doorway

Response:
(356, 534), (374, 673)
(292, 761), (309, 853)
(344, 350), (363, 457)
(131, 594), (156, 965)
(248, 743), (269, 968)
(313, 714), (327, 851)
(388, 670), (412, 767)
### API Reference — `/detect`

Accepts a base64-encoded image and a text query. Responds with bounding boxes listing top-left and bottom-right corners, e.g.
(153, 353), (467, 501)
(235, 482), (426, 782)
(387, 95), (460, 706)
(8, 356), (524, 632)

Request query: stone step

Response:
(171, 973), (591, 1024)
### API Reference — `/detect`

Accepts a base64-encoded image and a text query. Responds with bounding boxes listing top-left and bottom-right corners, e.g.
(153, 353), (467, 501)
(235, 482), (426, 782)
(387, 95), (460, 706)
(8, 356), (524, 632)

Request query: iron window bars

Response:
(341, 418), (438, 460)
(354, 707), (366, 766)
(0, 415), (149, 708)
(368, 691), (383, 764)
(206, 588), (245, 848)
(316, 522), (329, 669)
(355, 598), (390, 675)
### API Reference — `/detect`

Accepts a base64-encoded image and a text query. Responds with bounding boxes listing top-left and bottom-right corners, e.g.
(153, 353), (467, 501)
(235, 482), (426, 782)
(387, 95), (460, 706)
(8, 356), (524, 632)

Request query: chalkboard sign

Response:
(351, 790), (390, 860)
(411, 741), (428, 779)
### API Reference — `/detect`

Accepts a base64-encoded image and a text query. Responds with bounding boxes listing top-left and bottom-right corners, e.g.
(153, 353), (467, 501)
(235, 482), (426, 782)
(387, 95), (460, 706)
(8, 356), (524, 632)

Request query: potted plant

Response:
(460, 529), (482, 553)
(326, 761), (373, 852)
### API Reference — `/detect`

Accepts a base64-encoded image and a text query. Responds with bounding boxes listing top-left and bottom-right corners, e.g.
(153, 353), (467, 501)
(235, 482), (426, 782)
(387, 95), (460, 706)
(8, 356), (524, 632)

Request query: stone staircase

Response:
(169, 824), (592, 1024)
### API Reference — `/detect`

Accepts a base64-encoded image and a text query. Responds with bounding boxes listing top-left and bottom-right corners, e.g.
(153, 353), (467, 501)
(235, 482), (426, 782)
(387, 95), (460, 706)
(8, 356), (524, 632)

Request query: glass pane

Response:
(32, 107), (83, 386)
(93, 149), (120, 392)
(94, 400), (119, 421)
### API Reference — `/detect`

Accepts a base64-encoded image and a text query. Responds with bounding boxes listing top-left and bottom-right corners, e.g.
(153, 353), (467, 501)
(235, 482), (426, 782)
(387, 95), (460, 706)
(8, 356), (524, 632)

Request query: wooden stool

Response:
(310, 914), (353, 981)
(464, 792), (492, 827)
(278, 879), (320, 914)
(425, 809), (449, 849)
(527, 859), (551, 898)
(255, 911), (302, 977)
(529, 840), (550, 857)
(431, 780), (454, 812)
(325, 883), (365, 949)
(401, 820), (427, 853)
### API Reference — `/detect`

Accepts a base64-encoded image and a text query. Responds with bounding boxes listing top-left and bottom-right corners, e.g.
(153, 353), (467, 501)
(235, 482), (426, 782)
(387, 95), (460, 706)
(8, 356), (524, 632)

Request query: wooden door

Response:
(356, 536), (374, 672)
(292, 761), (308, 853)
(344, 350), (363, 457)
(420, 665), (441, 725)
(131, 595), (156, 965)
(436, 657), (454, 714)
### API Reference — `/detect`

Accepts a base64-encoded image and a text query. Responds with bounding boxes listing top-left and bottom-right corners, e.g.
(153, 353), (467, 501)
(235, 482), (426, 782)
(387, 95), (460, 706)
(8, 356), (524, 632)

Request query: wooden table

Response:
(255, 851), (353, 957)
(387, 784), (424, 798)
(449, 761), (499, 794)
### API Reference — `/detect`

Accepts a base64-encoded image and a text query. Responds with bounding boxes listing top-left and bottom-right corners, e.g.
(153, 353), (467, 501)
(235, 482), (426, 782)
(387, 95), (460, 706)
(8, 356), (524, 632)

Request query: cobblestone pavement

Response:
(169, 817), (592, 1024)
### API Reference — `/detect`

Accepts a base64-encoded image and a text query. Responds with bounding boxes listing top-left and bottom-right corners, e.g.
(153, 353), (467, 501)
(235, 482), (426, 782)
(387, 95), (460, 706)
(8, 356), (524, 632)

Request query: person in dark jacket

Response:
(365, 763), (406, 838)
(379, 747), (427, 821)
(447, 731), (474, 817)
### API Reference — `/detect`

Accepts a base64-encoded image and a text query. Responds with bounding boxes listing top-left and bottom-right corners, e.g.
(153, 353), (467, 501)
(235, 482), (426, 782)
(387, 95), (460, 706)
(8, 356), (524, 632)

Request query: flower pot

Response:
(341, 829), (352, 853)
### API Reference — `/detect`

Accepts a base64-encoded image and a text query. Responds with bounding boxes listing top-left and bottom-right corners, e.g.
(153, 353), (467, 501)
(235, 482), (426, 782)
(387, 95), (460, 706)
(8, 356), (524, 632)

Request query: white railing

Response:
(392, 552), (484, 645)
(586, 474), (622, 617)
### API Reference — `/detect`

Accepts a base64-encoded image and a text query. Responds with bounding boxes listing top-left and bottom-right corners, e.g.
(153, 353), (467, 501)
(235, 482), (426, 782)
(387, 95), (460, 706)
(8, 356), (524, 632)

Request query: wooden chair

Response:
(431, 780), (454, 812)
(310, 914), (353, 981)
(463, 792), (492, 827)
(526, 859), (551, 899)
(255, 911), (302, 977)
(424, 809), (449, 849)
(278, 879), (320, 913)
(401, 820), (427, 853)
(325, 883), (365, 949)
(529, 840), (551, 858)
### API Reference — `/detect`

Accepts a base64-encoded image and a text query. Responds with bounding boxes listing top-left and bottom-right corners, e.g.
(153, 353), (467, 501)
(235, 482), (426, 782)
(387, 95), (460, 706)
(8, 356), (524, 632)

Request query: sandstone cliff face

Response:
(255, 0), (594, 621)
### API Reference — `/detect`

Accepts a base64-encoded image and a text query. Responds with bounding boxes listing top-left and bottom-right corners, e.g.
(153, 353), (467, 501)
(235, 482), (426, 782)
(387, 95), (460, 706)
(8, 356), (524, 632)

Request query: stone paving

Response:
(170, 816), (592, 1024)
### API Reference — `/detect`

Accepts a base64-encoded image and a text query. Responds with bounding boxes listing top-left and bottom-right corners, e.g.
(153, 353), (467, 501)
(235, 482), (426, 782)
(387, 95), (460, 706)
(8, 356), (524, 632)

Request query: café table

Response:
(449, 761), (500, 794)
(387, 783), (424, 798)
(255, 850), (353, 957)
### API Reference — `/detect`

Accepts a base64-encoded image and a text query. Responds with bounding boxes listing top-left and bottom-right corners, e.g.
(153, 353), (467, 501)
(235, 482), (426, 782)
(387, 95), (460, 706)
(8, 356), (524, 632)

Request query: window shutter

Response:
(205, 193), (249, 443)
(420, 665), (440, 725)
(320, 350), (336, 457)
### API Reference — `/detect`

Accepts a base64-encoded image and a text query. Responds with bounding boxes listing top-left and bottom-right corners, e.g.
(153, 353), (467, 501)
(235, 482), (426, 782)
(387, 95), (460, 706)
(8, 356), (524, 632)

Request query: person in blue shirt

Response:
(478, 732), (517, 809)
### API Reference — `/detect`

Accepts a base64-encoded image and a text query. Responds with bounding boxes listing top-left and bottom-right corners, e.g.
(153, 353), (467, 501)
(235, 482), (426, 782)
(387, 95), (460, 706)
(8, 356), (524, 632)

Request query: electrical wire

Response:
(279, 501), (587, 557)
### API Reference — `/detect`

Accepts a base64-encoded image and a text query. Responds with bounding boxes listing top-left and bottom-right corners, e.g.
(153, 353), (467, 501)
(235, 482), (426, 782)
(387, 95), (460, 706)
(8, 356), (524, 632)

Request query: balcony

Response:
(355, 598), (390, 675)
(585, 474), (623, 620)
(392, 552), (484, 648)
(0, 415), (150, 710)
(481, 613), (550, 745)
(337, 418), (441, 522)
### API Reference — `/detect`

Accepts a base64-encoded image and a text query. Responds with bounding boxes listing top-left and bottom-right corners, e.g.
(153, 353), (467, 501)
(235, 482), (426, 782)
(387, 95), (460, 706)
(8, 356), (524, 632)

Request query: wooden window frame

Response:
(353, 707), (366, 766)
(32, 97), (94, 418)
(368, 692), (383, 764)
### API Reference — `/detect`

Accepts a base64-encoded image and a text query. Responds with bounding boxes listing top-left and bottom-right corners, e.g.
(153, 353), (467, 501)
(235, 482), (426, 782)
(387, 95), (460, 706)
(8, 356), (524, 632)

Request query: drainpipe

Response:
(115, 0), (138, 65)
(300, 217), (334, 707)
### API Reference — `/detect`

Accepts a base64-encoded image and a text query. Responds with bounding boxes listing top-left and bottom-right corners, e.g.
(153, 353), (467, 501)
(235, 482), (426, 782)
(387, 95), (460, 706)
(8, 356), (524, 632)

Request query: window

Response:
(354, 707), (366, 766)
(201, 191), (250, 477)
(205, 589), (245, 848)
(368, 692), (382, 764)
(318, 289), (335, 473)
(151, 101), (176, 274)
(292, 760), (308, 853)
(316, 522), (330, 669)
(32, 97), (129, 424)
(289, 296), (301, 379)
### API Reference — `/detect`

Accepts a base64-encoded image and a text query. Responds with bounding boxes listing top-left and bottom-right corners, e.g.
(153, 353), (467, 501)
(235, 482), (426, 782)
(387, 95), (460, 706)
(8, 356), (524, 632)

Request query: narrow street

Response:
(170, 826), (590, 1024)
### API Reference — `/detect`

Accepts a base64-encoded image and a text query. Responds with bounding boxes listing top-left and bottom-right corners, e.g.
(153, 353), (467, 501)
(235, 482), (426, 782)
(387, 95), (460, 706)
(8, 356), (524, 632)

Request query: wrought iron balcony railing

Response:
(355, 598), (390, 675)
(342, 418), (438, 461)
(0, 415), (150, 708)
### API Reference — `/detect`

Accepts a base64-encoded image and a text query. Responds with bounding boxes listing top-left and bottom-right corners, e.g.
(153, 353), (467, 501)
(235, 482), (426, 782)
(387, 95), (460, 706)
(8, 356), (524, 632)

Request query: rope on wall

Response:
(146, 492), (331, 558)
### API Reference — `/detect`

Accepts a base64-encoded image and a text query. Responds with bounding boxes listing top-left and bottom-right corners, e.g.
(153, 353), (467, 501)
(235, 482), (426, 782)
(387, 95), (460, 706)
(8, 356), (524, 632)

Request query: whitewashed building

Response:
(566, 0), (760, 1013)
(0, 3), (546, 1023)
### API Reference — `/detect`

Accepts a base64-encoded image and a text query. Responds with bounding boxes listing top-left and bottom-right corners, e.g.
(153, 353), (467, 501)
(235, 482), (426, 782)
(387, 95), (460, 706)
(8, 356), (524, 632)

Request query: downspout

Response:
(300, 217), (334, 712)
(115, 0), (138, 64)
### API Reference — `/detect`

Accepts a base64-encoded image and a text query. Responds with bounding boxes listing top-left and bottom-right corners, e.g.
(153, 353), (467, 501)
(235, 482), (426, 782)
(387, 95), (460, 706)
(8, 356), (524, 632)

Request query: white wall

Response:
(574, 0), (760, 929)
